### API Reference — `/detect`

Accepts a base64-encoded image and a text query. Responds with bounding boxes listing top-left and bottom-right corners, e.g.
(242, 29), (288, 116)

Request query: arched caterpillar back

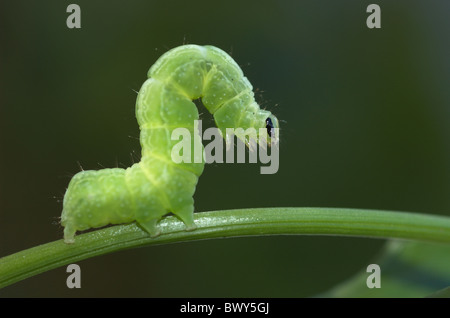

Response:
(61, 44), (279, 243)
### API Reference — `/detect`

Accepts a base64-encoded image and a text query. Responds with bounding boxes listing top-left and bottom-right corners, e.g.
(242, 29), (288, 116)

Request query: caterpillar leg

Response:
(63, 224), (76, 244)
(173, 206), (197, 232)
(138, 218), (161, 237)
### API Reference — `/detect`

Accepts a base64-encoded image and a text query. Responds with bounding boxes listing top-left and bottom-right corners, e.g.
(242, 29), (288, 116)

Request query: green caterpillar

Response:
(61, 44), (279, 243)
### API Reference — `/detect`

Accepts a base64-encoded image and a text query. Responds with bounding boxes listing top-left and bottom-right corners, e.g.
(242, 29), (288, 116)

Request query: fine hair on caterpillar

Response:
(61, 44), (280, 244)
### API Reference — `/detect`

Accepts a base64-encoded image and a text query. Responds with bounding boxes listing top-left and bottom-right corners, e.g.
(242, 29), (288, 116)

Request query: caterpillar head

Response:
(218, 107), (279, 152)
(264, 113), (279, 146)
(246, 109), (279, 151)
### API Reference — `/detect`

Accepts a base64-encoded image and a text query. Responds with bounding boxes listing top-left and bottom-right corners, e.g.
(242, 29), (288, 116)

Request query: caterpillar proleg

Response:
(61, 45), (279, 243)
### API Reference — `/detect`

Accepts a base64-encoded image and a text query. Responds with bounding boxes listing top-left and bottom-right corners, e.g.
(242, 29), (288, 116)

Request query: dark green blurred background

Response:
(1, 0), (449, 297)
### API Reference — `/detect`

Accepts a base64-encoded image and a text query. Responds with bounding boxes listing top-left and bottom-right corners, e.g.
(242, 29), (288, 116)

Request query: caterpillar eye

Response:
(265, 117), (274, 137)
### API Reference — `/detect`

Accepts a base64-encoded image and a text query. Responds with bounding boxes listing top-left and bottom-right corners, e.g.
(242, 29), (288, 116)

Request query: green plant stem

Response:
(2, 207), (450, 289)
